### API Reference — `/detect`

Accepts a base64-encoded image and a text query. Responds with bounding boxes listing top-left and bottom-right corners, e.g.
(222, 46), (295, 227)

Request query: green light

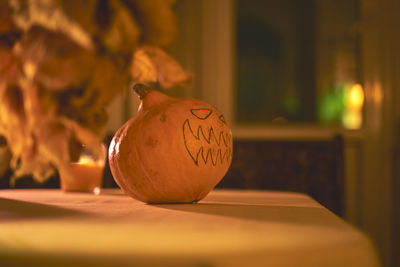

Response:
(318, 84), (347, 124)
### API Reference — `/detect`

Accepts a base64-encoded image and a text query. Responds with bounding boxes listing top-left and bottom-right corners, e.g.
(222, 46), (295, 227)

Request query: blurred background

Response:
(148, 1), (399, 266)
(0, 0), (399, 266)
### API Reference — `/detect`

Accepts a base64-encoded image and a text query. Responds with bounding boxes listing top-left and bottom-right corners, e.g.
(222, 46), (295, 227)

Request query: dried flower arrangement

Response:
(0, 0), (190, 185)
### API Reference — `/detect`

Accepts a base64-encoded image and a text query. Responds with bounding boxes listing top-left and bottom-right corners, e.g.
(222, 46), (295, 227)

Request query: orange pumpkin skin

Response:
(109, 85), (233, 203)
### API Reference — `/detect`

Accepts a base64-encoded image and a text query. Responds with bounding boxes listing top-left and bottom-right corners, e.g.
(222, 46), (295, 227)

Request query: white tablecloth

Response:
(0, 189), (380, 267)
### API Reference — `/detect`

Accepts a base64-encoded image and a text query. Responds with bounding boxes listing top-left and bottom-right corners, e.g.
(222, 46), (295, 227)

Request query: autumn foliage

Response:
(0, 0), (190, 184)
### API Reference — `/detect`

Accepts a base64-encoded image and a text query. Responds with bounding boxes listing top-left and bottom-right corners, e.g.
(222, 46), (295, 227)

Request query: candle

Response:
(60, 145), (106, 194)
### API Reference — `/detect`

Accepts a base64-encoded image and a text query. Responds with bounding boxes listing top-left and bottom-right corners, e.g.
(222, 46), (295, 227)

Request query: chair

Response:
(216, 135), (345, 216)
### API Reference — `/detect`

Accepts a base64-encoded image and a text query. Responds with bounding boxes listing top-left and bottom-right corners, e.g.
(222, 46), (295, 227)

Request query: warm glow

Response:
(343, 110), (362, 129)
(347, 84), (364, 110)
(62, 162), (104, 192)
(60, 148), (106, 192)
(373, 82), (383, 106)
(76, 155), (101, 166)
(343, 83), (364, 129)
(93, 187), (101, 195)
(24, 61), (37, 80)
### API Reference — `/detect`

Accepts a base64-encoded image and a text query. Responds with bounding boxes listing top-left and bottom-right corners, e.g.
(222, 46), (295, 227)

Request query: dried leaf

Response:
(0, 43), (21, 85)
(102, 0), (140, 53)
(52, 55), (129, 132)
(131, 49), (158, 83)
(89, 55), (130, 106)
(9, 0), (93, 49)
(0, 1), (14, 33)
(0, 84), (28, 165)
(123, 0), (177, 46)
(0, 79), (104, 183)
(0, 0), (187, 184)
(19, 26), (94, 90)
(131, 46), (191, 89)
(55, 0), (99, 36)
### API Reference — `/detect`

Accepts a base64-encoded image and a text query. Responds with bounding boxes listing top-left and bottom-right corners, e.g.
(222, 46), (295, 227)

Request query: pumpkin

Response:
(108, 83), (233, 203)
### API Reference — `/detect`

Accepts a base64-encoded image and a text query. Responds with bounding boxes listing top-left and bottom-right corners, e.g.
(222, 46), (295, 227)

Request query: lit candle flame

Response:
(343, 83), (364, 129)
(347, 84), (364, 110)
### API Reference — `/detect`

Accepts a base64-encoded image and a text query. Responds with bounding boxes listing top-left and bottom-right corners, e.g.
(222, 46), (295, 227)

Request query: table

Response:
(0, 189), (380, 267)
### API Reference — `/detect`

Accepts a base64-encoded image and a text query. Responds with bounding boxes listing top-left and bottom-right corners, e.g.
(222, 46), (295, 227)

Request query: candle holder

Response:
(60, 143), (106, 194)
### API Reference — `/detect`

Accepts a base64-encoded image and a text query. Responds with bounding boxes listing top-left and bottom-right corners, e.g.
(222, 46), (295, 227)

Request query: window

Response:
(235, 0), (362, 129)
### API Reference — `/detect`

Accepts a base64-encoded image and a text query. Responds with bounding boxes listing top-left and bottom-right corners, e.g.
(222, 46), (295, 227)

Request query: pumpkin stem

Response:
(133, 83), (151, 99)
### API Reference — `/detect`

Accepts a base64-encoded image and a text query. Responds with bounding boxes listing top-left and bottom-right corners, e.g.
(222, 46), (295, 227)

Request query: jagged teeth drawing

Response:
(183, 119), (231, 166)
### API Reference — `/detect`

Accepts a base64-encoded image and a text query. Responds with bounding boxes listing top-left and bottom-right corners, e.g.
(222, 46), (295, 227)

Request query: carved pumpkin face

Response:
(109, 89), (233, 203)
(183, 107), (232, 167)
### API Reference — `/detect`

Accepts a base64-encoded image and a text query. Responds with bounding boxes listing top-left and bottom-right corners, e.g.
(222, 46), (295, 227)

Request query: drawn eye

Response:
(191, 108), (212, 120)
(218, 115), (226, 124)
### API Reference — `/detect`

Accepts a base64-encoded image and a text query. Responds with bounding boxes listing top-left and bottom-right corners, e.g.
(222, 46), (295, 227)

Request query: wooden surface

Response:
(0, 189), (380, 267)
